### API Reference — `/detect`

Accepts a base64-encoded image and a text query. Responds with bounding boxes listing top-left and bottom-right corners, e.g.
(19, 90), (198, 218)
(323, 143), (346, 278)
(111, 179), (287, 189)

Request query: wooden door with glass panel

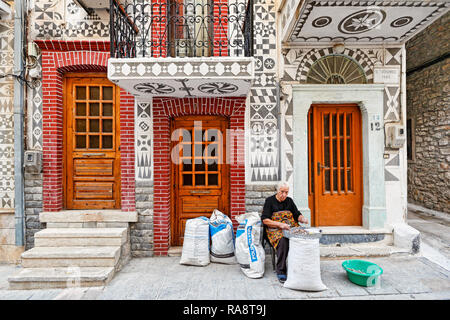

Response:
(171, 116), (229, 245)
(65, 75), (121, 209)
(308, 104), (363, 226)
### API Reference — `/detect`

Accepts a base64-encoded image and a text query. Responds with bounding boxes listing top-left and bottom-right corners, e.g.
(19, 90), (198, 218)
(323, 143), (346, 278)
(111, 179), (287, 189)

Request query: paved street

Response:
(0, 204), (449, 300)
(0, 254), (449, 300)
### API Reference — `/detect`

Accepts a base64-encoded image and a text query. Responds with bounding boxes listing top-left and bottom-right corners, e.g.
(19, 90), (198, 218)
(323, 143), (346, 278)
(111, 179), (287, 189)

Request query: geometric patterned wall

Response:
(0, 20), (15, 209)
(248, 0), (280, 182)
(135, 101), (152, 180)
(28, 0), (406, 186)
(28, 54), (43, 151)
(383, 47), (403, 182)
(32, 0), (109, 39)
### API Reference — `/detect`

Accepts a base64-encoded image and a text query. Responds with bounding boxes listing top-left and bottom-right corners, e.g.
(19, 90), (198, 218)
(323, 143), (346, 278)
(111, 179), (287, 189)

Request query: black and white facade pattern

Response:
(0, 20), (14, 209)
(107, 58), (255, 98)
(248, 0), (280, 182)
(287, 0), (450, 43)
(32, 0), (110, 39)
(28, 54), (43, 151)
(135, 102), (152, 180)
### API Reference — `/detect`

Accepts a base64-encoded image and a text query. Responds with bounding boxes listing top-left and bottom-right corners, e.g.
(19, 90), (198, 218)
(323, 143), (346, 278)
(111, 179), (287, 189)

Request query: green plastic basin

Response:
(342, 259), (383, 287)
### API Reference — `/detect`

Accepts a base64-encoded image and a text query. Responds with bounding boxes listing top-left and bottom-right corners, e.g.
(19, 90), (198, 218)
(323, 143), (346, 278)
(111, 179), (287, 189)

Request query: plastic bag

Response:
(180, 216), (210, 266)
(209, 209), (236, 264)
(283, 237), (327, 291)
(235, 212), (265, 278)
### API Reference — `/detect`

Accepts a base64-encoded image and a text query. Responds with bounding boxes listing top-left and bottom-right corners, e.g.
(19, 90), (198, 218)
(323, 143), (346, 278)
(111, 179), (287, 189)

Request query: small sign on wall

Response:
(373, 67), (400, 84)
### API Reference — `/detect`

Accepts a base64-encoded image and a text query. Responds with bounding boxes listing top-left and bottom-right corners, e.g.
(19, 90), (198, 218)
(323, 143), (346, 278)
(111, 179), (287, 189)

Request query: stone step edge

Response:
(39, 211), (137, 223)
(34, 228), (127, 238)
(8, 267), (115, 283)
(34, 238), (125, 247)
(21, 246), (121, 259)
(8, 267), (116, 290)
(169, 245), (403, 258)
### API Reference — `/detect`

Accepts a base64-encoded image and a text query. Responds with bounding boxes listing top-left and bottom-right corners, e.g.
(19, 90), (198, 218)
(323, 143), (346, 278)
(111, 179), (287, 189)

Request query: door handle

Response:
(83, 153), (106, 157)
(317, 162), (329, 175)
(190, 190), (211, 194)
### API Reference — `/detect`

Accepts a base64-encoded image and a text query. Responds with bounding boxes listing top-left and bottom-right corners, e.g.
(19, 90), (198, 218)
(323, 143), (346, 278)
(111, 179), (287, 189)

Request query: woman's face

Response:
(277, 186), (289, 202)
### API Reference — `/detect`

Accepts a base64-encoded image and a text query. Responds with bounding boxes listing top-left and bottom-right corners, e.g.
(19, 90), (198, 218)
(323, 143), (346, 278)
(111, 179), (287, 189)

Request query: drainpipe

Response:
(14, 0), (25, 247)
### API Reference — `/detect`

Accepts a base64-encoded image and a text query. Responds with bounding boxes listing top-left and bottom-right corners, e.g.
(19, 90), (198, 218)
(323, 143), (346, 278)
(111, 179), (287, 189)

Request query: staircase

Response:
(8, 210), (137, 290)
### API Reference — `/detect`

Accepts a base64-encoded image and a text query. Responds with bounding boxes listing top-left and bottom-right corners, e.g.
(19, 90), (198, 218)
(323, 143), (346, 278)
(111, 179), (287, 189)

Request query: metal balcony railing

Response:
(110, 0), (254, 59)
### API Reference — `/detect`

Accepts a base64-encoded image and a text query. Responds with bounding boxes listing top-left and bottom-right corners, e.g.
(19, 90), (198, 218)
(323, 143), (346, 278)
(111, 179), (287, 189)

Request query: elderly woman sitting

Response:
(261, 181), (308, 283)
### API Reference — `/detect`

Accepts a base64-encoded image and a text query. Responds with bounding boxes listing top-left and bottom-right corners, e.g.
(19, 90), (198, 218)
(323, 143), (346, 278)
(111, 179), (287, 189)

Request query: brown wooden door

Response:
(65, 74), (121, 209)
(308, 104), (363, 226)
(171, 116), (229, 245)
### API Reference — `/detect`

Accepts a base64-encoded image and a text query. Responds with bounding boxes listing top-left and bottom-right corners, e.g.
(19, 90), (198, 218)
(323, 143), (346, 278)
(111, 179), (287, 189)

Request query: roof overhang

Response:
(280, 0), (450, 46)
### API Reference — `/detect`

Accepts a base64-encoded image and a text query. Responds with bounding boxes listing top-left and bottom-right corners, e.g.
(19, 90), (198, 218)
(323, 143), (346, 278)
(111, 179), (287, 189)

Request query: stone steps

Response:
(8, 210), (135, 290)
(34, 228), (127, 247)
(8, 267), (115, 290)
(20, 246), (121, 268)
(319, 244), (408, 259)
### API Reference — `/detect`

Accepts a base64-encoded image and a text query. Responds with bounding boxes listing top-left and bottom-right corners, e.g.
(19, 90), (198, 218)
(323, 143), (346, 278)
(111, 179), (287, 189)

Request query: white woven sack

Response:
(235, 212), (265, 278)
(180, 216), (210, 266)
(283, 237), (327, 291)
(209, 209), (237, 264)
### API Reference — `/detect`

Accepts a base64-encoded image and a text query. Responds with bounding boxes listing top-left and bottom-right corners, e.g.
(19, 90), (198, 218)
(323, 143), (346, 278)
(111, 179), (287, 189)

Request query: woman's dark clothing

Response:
(261, 195), (303, 276)
(276, 238), (290, 276)
(261, 195), (302, 222)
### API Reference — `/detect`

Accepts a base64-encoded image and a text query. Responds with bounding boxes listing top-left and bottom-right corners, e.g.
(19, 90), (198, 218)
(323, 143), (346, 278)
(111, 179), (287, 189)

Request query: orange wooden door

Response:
(171, 116), (229, 245)
(308, 104), (363, 226)
(65, 74), (121, 209)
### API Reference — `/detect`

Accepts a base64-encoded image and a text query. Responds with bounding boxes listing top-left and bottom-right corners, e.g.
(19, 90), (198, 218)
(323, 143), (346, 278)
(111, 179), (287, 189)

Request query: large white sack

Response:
(283, 237), (327, 291)
(180, 216), (210, 266)
(235, 212), (265, 278)
(209, 209), (237, 264)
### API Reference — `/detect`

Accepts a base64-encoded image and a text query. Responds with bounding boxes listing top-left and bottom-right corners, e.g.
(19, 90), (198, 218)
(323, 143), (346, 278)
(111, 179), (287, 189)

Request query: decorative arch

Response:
(37, 41), (135, 212)
(151, 97), (247, 255)
(296, 48), (375, 83)
(306, 54), (367, 84)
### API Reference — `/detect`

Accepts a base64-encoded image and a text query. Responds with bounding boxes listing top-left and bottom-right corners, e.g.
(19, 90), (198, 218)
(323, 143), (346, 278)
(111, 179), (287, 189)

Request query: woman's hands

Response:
(278, 222), (291, 230)
(298, 215), (309, 224)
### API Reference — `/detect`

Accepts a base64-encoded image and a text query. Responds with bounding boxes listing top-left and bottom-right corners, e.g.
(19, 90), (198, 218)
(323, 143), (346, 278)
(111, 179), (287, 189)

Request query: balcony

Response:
(107, 0), (256, 98)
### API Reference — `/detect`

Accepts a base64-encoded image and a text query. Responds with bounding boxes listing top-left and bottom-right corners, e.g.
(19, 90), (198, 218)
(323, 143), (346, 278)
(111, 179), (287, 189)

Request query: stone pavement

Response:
(0, 254), (449, 300)
(407, 203), (450, 271)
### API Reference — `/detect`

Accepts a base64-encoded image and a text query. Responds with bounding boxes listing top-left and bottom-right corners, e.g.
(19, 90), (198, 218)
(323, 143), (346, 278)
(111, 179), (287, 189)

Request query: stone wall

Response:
(406, 12), (450, 214)
(24, 173), (45, 250)
(245, 184), (277, 214)
(406, 12), (450, 71)
(131, 180), (154, 257)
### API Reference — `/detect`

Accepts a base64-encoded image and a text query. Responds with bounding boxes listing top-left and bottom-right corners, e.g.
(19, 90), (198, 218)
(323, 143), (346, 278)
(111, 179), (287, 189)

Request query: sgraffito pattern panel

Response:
(248, 0), (280, 182)
(32, 0), (109, 39)
(135, 101), (153, 180)
(28, 54), (43, 151)
(0, 20), (15, 209)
